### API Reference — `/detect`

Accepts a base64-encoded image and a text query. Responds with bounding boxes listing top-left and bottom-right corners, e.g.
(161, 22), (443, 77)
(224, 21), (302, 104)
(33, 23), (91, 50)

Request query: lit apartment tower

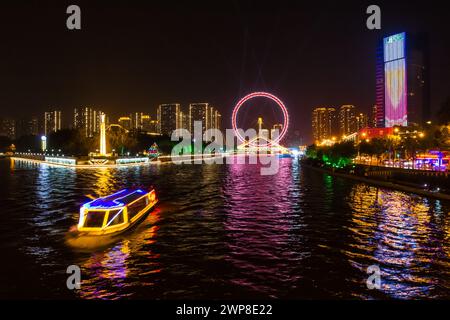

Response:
(356, 113), (369, 131)
(379, 32), (430, 128)
(74, 107), (103, 137)
(178, 111), (189, 130)
(132, 112), (151, 130)
(44, 111), (61, 136)
(371, 104), (378, 128)
(0, 118), (16, 140)
(209, 106), (214, 131)
(209, 108), (222, 132)
(118, 116), (132, 130)
(189, 103), (210, 135)
(339, 105), (357, 136)
(312, 107), (336, 143)
(132, 112), (143, 130)
(157, 103), (181, 136)
(214, 110), (222, 131)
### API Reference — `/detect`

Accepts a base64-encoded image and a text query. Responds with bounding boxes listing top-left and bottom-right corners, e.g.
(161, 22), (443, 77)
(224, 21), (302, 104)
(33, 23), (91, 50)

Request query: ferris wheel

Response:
(232, 92), (289, 148)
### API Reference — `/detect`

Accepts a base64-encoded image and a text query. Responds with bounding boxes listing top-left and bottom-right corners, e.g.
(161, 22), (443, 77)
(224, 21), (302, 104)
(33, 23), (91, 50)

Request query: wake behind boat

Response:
(67, 187), (158, 248)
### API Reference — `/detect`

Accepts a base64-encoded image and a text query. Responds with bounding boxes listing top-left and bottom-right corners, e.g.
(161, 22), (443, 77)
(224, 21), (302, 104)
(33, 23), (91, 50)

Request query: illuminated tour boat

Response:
(71, 188), (158, 239)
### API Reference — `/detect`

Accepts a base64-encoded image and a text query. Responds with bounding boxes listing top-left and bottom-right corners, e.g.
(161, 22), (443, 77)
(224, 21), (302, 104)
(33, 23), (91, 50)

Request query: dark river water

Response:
(0, 157), (449, 299)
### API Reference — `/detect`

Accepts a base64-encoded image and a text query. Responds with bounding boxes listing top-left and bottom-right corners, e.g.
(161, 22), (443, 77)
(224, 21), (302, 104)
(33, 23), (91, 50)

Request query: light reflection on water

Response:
(347, 185), (450, 299)
(0, 157), (449, 299)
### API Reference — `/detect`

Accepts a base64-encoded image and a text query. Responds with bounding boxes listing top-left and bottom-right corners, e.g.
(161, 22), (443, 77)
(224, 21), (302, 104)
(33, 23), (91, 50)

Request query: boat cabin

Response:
(78, 188), (157, 233)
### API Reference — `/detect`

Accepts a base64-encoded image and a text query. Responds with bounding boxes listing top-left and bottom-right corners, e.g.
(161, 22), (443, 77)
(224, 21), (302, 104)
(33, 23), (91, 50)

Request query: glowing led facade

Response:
(232, 92), (289, 147)
(384, 32), (407, 127)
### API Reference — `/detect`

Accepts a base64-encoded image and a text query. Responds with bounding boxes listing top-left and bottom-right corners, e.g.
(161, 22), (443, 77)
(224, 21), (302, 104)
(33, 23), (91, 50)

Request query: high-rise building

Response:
(178, 111), (189, 131)
(16, 117), (39, 138)
(339, 105), (357, 137)
(148, 120), (159, 134)
(189, 103), (221, 140)
(378, 32), (430, 128)
(131, 112), (151, 131)
(158, 103), (181, 136)
(374, 42), (385, 128)
(312, 107), (336, 143)
(141, 115), (151, 131)
(0, 118), (16, 140)
(383, 33), (407, 127)
(356, 112), (369, 131)
(214, 110), (222, 131)
(210, 109), (222, 131)
(44, 111), (61, 136)
(189, 103), (210, 135)
(407, 33), (431, 126)
(74, 107), (103, 137)
(132, 112), (142, 130)
(118, 116), (132, 130)
(371, 104), (378, 128)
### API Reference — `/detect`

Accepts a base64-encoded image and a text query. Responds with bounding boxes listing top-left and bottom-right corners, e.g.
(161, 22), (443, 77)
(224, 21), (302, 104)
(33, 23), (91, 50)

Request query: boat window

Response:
(127, 197), (148, 220)
(107, 209), (125, 226)
(84, 211), (106, 228)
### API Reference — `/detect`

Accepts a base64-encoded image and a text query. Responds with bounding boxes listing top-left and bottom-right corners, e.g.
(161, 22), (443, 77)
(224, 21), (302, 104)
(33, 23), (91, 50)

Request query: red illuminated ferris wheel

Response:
(231, 92), (289, 147)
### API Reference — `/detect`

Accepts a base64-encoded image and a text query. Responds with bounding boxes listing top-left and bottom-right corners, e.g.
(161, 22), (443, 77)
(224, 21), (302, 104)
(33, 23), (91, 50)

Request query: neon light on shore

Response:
(232, 92), (289, 147)
(116, 157), (149, 164)
(45, 157), (76, 165)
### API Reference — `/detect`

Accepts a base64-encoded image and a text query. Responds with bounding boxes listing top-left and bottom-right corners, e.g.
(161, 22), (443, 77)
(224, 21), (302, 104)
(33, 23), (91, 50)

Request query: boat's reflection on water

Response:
(71, 208), (162, 299)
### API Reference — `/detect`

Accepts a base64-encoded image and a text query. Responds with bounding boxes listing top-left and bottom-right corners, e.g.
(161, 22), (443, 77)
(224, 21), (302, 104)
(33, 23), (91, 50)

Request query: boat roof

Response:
(82, 189), (149, 210)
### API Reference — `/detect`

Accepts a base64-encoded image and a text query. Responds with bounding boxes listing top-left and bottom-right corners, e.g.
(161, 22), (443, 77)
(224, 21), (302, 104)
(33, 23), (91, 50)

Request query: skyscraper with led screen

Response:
(379, 32), (430, 128)
(384, 32), (407, 127)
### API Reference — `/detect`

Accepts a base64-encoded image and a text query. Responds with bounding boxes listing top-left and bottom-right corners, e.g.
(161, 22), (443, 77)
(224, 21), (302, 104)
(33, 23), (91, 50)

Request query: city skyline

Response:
(1, 1), (450, 304)
(0, 1), (449, 144)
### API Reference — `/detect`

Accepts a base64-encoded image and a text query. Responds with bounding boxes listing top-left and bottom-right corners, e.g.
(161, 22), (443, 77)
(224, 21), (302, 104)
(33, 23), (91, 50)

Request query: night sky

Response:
(0, 0), (449, 143)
